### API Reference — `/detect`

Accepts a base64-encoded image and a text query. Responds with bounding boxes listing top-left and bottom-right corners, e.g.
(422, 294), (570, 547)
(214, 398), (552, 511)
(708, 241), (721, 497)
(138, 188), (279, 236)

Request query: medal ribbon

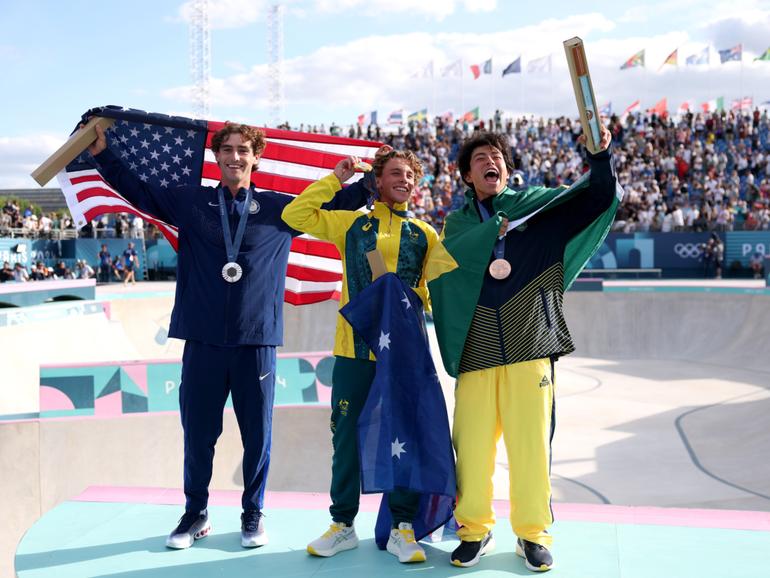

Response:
(476, 199), (506, 261)
(218, 187), (253, 265)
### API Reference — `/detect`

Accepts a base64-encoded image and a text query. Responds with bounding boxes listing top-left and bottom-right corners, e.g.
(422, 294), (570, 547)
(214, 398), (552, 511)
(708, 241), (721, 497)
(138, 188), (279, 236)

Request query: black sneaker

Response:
(241, 510), (268, 547)
(516, 538), (553, 572)
(166, 509), (211, 549)
(450, 532), (495, 567)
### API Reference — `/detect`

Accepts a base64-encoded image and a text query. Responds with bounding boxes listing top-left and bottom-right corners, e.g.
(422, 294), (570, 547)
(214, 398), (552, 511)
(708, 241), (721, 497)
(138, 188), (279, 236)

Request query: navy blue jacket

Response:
(95, 148), (370, 346)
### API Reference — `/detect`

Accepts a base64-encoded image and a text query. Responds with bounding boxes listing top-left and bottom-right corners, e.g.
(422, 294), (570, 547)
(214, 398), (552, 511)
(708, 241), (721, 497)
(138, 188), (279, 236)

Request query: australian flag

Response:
(340, 273), (456, 549)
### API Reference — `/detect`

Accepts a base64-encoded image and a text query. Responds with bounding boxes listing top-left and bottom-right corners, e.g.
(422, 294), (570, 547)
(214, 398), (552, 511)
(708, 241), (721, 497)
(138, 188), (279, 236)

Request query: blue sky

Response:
(1, 0), (769, 188)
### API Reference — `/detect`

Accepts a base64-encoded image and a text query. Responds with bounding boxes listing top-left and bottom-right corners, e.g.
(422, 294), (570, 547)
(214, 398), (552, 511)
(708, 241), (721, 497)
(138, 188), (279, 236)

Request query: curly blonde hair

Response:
(372, 149), (424, 180)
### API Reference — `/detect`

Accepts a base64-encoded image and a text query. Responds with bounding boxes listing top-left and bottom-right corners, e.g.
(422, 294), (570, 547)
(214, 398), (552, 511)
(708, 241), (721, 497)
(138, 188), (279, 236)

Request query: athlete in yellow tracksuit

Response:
(281, 148), (440, 563)
(437, 127), (616, 572)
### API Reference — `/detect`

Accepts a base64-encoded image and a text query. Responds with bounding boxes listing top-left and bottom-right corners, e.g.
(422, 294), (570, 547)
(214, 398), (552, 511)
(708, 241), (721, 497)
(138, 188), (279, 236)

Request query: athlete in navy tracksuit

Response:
(87, 122), (370, 549)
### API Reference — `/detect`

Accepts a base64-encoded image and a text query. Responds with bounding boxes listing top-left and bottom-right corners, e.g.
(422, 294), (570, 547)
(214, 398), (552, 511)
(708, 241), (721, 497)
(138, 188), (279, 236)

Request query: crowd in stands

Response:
(1, 199), (76, 238)
(0, 258), (98, 283)
(282, 108), (770, 234)
(2, 109), (769, 282)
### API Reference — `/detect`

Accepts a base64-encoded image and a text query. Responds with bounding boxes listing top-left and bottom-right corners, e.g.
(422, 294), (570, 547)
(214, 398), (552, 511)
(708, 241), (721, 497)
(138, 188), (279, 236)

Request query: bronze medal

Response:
(488, 258), (511, 280)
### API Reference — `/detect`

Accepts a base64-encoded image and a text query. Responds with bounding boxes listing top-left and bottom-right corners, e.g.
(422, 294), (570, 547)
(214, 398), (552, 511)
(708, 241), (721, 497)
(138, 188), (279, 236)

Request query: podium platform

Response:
(15, 487), (770, 577)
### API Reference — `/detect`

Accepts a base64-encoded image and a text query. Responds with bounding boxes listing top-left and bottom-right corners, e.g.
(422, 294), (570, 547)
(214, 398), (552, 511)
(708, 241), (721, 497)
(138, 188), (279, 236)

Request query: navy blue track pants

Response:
(179, 340), (276, 513)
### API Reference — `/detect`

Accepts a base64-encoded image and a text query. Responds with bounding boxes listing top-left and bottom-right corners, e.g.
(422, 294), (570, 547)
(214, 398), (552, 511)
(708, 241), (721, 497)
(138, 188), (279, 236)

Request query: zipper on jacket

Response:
(539, 288), (552, 328)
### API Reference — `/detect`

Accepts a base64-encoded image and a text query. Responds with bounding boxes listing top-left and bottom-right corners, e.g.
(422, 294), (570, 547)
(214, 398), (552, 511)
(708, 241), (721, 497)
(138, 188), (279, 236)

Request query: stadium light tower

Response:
(267, 3), (285, 127)
(189, 0), (211, 118)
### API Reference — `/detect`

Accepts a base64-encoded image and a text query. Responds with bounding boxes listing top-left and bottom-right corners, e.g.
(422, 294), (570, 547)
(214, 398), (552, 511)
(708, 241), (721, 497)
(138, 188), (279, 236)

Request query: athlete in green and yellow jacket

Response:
(282, 147), (439, 564)
(426, 128), (620, 572)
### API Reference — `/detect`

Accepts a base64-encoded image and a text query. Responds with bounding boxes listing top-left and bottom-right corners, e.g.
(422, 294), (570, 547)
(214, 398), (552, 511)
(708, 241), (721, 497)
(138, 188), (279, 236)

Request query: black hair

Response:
(457, 132), (514, 187)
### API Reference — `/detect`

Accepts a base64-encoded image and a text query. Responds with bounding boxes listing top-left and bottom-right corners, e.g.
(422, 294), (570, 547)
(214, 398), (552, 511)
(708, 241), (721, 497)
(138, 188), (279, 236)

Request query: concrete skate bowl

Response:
(3, 286), (770, 577)
(564, 290), (770, 372)
(547, 289), (770, 512)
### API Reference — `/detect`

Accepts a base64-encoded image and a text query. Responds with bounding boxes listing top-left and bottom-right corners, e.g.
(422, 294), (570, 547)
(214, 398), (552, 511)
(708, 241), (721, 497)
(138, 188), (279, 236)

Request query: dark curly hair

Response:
(210, 122), (267, 171)
(457, 132), (514, 187)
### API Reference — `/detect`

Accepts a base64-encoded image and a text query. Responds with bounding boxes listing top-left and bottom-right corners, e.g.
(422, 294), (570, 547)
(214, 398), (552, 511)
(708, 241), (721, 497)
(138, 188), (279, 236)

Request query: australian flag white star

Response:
(339, 272), (456, 551)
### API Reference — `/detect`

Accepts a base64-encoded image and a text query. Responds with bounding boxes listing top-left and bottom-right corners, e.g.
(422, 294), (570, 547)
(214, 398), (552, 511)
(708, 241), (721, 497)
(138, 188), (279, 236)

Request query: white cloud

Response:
(618, 6), (650, 24)
(180, 0), (498, 28)
(701, 13), (770, 55)
(312, 0), (491, 20)
(162, 12), (616, 117)
(178, 0), (273, 29)
(0, 134), (68, 189)
(463, 0), (496, 12)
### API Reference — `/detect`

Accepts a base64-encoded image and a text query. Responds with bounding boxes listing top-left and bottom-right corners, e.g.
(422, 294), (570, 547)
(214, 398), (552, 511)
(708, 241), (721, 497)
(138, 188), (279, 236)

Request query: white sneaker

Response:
(165, 509), (211, 549)
(386, 522), (426, 563)
(307, 522), (359, 557)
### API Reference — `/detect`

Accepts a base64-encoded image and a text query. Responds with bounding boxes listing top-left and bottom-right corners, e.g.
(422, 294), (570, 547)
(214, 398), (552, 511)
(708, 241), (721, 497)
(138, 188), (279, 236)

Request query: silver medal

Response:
(222, 262), (243, 283)
(488, 258), (511, 280)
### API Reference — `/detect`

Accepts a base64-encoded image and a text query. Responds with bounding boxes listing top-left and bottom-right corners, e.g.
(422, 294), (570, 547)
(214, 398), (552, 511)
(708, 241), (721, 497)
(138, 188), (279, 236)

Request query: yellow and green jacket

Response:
(282, 173), (439, 360)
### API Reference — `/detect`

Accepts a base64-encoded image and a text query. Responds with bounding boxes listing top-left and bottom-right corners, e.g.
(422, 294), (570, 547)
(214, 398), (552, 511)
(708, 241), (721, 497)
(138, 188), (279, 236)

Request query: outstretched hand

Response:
(577, 123), (612, 152)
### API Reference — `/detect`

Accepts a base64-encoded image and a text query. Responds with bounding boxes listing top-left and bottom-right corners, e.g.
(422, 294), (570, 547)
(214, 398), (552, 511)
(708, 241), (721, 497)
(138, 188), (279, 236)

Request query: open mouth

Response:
(483, 169), (499, 183)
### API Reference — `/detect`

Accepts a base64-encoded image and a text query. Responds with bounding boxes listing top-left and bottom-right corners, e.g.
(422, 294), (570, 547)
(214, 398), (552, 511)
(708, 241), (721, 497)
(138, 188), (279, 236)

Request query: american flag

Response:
(57, 106), (382, 305)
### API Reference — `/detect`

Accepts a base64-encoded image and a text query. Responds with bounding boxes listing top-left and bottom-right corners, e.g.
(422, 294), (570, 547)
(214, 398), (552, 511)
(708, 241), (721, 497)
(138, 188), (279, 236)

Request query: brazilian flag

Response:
(426, 173), (622, 377)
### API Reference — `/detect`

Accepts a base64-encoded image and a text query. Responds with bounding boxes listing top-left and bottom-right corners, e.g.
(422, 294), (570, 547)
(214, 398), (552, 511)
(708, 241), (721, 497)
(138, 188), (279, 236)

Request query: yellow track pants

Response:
(452, 357), (555, 547)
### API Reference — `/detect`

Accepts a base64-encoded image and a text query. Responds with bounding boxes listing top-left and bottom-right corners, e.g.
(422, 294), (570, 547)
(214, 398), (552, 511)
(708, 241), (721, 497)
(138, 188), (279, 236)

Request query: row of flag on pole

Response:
(411, 55), (553, 80)
(359, 107), (481, 126)
(621, 44), (770, 70)
(361, 95), (766, 127)
(619, 95), (761, 117)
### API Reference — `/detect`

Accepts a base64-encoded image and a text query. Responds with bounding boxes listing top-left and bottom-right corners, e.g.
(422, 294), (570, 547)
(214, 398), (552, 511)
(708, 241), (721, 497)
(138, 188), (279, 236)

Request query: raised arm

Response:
(553, 124), (617, 239)
(281, 156), (364, 244)
(87, 123), (184, 226)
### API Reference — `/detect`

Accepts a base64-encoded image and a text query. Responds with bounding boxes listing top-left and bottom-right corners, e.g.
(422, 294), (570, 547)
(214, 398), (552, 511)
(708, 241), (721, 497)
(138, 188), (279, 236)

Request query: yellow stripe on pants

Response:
(452, 358), (555, 547)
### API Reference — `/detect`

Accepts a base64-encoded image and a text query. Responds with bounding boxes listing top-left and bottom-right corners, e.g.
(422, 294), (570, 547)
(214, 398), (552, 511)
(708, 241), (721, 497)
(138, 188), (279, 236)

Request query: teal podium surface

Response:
(15, 487), (770, 577)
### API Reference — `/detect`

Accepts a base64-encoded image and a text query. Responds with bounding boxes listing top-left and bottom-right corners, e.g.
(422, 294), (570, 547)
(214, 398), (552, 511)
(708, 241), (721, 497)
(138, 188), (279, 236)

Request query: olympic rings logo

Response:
(674, 243), (703, 258)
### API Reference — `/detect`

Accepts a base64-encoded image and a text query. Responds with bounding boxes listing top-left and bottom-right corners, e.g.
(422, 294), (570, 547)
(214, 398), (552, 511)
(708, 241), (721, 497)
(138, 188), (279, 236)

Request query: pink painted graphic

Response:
(39, 386), (75, 412)
(94, 391), (123, 417)
(122, 364), (149, 395)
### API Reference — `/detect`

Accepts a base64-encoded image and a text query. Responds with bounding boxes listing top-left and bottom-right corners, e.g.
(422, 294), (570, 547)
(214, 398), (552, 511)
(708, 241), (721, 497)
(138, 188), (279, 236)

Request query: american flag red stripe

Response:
(57, 109), (381, 304)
